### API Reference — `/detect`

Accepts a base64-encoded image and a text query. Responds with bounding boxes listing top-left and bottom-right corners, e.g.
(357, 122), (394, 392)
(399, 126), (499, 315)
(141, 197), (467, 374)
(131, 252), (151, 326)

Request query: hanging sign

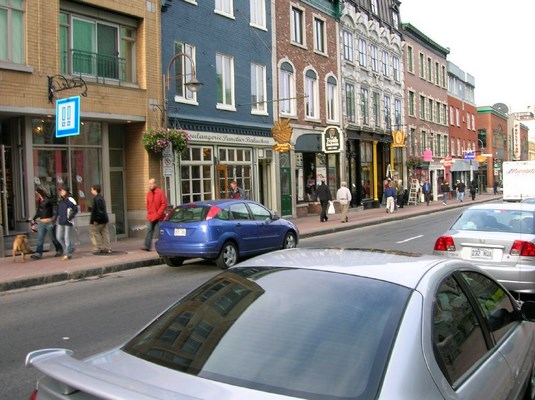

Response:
(55, 96), (80, 137)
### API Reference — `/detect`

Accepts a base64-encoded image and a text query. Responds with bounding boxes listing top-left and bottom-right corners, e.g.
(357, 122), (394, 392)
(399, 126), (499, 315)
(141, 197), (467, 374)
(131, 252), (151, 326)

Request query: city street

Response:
(3, 207), (464, 399)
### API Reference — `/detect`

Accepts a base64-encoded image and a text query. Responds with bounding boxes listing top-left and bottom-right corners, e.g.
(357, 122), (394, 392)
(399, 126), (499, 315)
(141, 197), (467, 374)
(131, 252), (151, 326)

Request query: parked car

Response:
(26, 249), (535, 400)
(434, 203), (535, 293)
(155, 199), (299, 269)
(522, 197), (535, 204)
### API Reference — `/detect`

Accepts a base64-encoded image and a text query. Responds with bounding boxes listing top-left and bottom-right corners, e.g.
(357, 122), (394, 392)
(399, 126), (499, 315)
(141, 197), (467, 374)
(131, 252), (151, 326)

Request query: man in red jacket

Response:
(142, 178), (168, 251)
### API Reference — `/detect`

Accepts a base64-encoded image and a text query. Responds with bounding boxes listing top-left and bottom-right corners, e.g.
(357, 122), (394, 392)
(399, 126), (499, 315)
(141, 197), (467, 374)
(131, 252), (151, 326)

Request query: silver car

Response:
(26, 249), (535, 399)
(434, 203), (535, 293)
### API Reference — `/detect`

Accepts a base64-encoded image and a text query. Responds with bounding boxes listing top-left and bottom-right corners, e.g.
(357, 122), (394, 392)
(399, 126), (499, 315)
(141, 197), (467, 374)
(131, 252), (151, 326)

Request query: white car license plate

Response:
(471, 247), (493, 260)
(174, 228), (186, 237)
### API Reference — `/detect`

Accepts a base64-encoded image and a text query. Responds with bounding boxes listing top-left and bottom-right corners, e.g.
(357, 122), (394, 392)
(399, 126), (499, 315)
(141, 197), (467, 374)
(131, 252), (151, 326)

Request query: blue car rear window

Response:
(123, 267), (410, 400)
(167, 206), (209, 223)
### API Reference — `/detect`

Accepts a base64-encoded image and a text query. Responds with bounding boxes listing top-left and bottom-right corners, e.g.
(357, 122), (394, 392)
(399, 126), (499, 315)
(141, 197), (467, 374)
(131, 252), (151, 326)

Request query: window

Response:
(392, 11), (399, 28)
(408, 91), (415, 116)
(342, 30), (353, 61)
(406, 46), (413, 73)
(181, 146), (214, 203)
(420, 95), (426, 119)
(60, 11), (136, 83)
(436, 102), (440, 123)
(441, 65), (447, 88)
(360, 88), (369, 125)
(291, 7), (304, 45)
(345, 83), (355, 123)
(370, 44), (378, 72)
(370, 0), (378, 14)
(250, 0), (265, 28)
(455, 108), (460, 126)
(419, 53), (425, 78)
(392, 56), (400, 81)
(174, 42), (197, 102)
(215, 0), (233, 16)
(0, 0), (24, 64)
(471, 114), (475, 130)
(279, 62), (295, 116)
(449, 106), (454, 125)
(394, 98), (401, 127)
(427, 57), (432, 82)
(219, 148), (252, 198)
(428, 99), (433, 122)
(313, 17), (326, 53)
(451, 138), (456, 156)
(251, 63), (266, 114)
(304, 69), (318, 119)
(358, 38), (367, 67)
(383, 95), (391, 129)
(381, 50), (389, 77)
(435, 61), (440, 85)
(443, 104), (448, 124)
(372, 92), (380, 127)
(216, 53), (235, 109)
(326, 76), (338, 122)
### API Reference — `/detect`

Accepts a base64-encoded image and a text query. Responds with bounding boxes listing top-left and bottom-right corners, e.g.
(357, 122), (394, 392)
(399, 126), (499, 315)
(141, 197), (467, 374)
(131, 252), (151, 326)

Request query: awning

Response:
(294, 133), (322, 152)
(450, 159), (479, 172)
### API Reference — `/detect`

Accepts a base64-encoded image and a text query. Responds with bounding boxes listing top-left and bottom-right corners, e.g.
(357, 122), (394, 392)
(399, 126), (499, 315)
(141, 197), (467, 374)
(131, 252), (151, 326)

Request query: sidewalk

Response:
(0, 193), (501, 292)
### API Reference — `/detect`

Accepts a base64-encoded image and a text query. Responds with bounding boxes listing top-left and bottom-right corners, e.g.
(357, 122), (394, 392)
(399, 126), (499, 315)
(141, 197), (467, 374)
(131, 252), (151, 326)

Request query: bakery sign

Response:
(513, 122), (521, 160)
(323, 126), (342, 153)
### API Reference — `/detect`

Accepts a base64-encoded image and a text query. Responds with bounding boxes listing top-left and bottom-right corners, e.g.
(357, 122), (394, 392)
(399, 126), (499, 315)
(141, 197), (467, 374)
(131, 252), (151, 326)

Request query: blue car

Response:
(155, 199), (299, 269)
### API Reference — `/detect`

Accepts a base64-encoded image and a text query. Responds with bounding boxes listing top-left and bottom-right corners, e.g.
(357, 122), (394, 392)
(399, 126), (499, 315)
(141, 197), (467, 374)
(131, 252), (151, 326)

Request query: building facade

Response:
(340, 0), (403, 207)
(0, 0), (162, 243)
(401, 22), (449, 200)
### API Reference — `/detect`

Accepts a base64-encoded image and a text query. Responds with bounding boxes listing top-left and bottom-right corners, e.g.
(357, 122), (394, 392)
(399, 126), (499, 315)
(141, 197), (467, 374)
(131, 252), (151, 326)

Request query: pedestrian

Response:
(385, 182), (396, 213)
(470, 179), (477, 200)
(228, 180), (246, 199)
(142, 178), (168, 251)
(493, 180), (499, 195)
(440, 180), (450, 205)
(381, 177), (391, 205)
(89, 184), (111, 255)
(422, 179), (432, 206)
(30, 187), (63, 260)
(396, 180), (405, 209)
(456, 180), (466, 202)
(316, 180), (332, 222)
(56, 186), (78, 261)
(336, 181), (352, 223)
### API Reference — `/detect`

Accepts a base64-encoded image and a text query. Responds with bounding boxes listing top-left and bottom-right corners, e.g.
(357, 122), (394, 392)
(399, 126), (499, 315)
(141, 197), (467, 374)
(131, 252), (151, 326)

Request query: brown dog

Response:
(12, 235), (32, 263)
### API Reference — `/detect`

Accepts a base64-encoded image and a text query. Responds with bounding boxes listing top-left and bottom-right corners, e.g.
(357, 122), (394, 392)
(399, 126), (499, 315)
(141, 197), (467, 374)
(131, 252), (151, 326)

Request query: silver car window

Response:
(452, 209), (533, 233)
(123, 268), (411, 400)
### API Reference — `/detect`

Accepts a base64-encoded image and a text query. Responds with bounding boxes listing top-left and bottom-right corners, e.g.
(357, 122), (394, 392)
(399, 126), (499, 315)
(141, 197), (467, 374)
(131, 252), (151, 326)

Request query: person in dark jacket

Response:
(89, 184), (111, 255)
(422, 179), (432, 206)
(470, 179), (477, 200)
(440, 181), (451, 205)
(56, 185), (78, 261)
(316, 181), (332, 222)
(385, 182), (397, 213)
(30, 187), (63, 260)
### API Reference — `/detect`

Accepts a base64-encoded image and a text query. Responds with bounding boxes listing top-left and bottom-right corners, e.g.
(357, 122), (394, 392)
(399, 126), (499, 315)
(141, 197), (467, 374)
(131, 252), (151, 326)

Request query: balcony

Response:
(63, 50), (130, 84)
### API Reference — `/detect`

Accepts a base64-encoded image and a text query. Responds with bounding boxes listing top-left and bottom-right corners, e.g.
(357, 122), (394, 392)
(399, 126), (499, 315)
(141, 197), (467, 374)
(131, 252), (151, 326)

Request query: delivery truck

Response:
(502, 160), (535, 201)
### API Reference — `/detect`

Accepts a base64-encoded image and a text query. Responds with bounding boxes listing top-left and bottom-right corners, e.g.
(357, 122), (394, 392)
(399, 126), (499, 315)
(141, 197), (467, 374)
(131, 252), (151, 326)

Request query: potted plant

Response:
(407, 155), (424, 170)
(142, 128), (190, 154)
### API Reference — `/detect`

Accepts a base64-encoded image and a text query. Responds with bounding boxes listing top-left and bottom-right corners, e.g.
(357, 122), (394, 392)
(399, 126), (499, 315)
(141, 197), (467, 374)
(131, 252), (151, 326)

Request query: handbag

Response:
(327, 201), (335, 215)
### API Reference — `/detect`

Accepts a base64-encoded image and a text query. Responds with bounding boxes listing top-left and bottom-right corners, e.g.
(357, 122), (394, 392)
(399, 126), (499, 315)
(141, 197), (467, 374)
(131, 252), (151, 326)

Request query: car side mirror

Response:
(272, 214), (280, 221)
(520, 301), (535, 322)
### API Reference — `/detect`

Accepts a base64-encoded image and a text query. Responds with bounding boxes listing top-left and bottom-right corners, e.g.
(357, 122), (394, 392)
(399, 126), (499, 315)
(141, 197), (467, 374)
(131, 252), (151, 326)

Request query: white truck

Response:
(502, 160), (535, 201)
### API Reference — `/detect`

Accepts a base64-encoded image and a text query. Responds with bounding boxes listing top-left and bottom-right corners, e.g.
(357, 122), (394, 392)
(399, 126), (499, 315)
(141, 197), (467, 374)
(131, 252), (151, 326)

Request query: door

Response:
(216, 165), (228, 199)
(279, 152), (292, 216)
(0, 145), (15, 233)
(109, 170), (126, 237)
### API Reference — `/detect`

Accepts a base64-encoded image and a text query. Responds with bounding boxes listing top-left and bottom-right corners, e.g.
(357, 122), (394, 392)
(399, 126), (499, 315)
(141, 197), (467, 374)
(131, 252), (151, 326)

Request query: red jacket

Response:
(146, 187), (167, 222)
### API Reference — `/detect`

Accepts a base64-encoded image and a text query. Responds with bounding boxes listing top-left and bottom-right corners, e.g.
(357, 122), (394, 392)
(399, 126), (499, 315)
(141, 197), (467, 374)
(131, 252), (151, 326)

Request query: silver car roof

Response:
(234, 248), (448, 289)
(463, 202), (535, 211)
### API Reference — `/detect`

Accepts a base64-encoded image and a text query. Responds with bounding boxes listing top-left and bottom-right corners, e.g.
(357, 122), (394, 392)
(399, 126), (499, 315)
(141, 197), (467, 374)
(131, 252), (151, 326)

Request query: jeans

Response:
(442, 192), (448, 204)
(458, 191), (465, 201)
(35, 221), (62, 256)
(144, 220), (160, 250)
(56, 224), (75, 257)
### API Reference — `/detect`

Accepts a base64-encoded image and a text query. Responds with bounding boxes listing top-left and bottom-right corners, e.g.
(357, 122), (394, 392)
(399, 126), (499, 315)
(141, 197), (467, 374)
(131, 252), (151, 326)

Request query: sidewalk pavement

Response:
(0, 193), (502, 293)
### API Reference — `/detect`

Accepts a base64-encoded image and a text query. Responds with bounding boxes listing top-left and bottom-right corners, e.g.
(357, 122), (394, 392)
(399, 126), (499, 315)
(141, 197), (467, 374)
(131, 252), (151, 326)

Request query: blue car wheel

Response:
(216, 242), (238, 269)
(283, 232), (297, 249)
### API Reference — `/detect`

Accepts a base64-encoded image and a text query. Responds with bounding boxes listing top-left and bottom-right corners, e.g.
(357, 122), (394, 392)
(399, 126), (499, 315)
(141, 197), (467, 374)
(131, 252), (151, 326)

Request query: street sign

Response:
(463, 151), (475, 160)
(55, 96), (80, 137)
(440, 157), (454, 168)
(162, 145), (174, 176)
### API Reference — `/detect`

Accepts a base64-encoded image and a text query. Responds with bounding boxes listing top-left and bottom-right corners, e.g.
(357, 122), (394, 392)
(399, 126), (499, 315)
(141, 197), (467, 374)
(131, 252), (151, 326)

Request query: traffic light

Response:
(494, 159), (499, 168)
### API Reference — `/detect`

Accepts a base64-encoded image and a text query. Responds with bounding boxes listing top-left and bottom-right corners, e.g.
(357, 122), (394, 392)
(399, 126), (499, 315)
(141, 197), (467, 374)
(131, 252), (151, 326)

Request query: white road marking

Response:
(396, 235), (423, 243)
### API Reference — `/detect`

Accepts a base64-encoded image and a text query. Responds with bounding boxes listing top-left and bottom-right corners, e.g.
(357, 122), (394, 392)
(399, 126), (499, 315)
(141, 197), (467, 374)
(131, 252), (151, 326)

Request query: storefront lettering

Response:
(189, 131), (274, 145)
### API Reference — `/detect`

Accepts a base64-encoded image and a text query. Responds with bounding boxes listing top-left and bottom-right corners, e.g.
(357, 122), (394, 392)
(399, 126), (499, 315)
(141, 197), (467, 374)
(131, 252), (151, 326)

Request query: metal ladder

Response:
(407, 179), (419, 206)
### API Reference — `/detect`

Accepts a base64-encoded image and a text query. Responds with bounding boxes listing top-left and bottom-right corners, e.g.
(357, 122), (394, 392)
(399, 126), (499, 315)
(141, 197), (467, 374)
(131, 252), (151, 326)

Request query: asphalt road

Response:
(2, 208), (462, 399)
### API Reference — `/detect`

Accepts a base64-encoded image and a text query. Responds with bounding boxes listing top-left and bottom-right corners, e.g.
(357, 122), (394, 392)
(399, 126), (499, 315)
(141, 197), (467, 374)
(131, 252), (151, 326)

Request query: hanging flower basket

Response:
(407, 155), (424, 170)
(142, 128), (190, 154)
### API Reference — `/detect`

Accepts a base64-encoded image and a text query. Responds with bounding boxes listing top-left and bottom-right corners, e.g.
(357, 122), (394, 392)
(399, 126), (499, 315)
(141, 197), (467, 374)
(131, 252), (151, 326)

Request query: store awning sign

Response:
(55, 96), (80, 137)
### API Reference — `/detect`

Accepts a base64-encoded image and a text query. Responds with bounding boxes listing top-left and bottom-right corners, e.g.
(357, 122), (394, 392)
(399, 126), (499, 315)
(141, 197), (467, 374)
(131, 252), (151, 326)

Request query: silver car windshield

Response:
(452, 209), (534, 234)
(123, 267), (410, 400)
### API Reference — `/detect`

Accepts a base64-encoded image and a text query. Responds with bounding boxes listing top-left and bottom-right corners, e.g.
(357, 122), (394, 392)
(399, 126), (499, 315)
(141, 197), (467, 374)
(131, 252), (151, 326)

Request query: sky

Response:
(400, 0), (535, 113)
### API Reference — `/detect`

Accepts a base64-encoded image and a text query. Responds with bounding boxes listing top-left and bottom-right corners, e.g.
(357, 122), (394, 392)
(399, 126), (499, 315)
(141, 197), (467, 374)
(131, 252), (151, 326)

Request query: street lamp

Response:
(162, 52), (203, 130)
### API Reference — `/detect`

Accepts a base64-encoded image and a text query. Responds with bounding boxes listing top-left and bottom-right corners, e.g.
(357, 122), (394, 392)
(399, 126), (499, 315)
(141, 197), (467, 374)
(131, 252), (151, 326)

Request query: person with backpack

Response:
(56, 185), (78, 261)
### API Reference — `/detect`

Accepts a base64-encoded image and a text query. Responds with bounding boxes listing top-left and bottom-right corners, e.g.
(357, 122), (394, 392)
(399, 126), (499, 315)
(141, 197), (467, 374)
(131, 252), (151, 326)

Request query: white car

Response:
(27, 249), (535, 399)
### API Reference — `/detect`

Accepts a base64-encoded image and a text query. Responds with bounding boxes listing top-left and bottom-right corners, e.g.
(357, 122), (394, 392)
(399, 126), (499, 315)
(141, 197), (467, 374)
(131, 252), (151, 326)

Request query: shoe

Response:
(341, 221), (345, 223)
(442, 202), (446, 206)
(62, 256), (68, 261)
(141, 247), (151, 251)
(54, 252), (62, 257)
(92, 251), (101, 255)
(101, 249), (112, 254)
(31, 254), (42, 260)
(346, 217), (349, 222)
